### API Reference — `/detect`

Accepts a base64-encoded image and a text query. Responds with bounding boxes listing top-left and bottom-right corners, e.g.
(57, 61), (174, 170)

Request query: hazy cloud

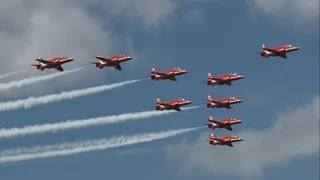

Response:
(185, 9), (205, 24)
(246, 0), (319, 27)
(165, 95), (319, 177)
(98, 0), (180, 29)
(0, 0), (180, 96)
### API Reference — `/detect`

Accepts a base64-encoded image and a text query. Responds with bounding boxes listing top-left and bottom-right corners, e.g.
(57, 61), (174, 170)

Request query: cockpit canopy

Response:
(230, 73), (238, 76)
(174, 68), (182, 71)
(178, 98), (185, 101)
(230, 97), (238, 100)
(232, 135), (239, 138)
(285, 44), (292, 47)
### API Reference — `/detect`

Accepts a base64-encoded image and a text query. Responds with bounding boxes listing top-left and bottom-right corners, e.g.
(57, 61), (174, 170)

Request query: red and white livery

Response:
(207, 73), (244, 86)
(208, 133), (243, 147)
(260, 44), (300, 59)
(205, 116), (242, 131)
(150, 68), (188, 81)
(155, 98), (192, 111)
(91, 55), (132, 71)
(207, 95), (243, 109)
(31, 56), (74, 72)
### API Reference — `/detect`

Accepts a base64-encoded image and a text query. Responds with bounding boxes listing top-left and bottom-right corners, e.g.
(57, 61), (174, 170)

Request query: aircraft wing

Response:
(210, 101), (224, 104)
(226, 126), (233, 131)
(264, 48), (285, 53)
(55, 66), (64, 72)
(97, 57), (114, 63)
(161, 102), (179, 108)
(210, 120), (224, 124)
(210, 137), (223, 141)
(213, 77), (232, 83)
(226, 143), (233, 147)
(152, 72), (175, 76)
(280, 54), (287, 58)
(37, 59), (55, 64)
(114, 64), (122, 71)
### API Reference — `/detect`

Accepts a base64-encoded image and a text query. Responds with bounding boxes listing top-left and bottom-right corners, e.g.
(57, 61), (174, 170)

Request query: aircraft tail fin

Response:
(210, 133), (217, 139)
(152, 68), (157, 73)
(36, 57), (44, 61)
(156, 98), (163, 104)
(261, 44), (267, 49)
(208, 116), (217, 123)
(208, 73), (214, 79)
(208, 95), (214, 102)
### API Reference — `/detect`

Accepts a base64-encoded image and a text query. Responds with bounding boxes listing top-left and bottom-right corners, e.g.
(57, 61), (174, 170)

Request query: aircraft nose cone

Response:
(238, 75), (244, 79)
(234, 120), (242, 123)
(128, 56), (132, 59)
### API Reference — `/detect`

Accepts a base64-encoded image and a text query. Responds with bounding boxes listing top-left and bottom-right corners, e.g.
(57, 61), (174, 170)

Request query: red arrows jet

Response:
(150, 68), (188, 81)
(260, 44), (300, 59)
(207, 73), (244, 86)
(207, 95), (243, 109)
(91, 55), (132, 71)
(208, 133), (243, 147)
(155, 98), (192, 111)
(31, 56), (73, 72)
(205, 116), (242, 131)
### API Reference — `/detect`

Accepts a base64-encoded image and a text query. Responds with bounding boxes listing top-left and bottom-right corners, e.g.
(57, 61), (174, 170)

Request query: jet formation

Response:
(30, 44), (300, 147)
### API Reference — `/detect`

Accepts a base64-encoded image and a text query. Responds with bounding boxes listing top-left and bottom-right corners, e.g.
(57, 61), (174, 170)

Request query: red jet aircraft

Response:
(31, 56), (73, 72)
(205, 116), (242, 131)
(91, 55), (132, 71)
(154, 98), (192, 111)
(207, 73), (244, 86)
(207, 95), (243, 109)
(260, 44), (300, 59)
(150, 68), (188, 81)
(208, 133), (243, 147)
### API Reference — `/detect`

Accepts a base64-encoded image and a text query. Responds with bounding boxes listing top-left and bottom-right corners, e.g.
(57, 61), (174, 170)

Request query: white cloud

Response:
(0, 0), (180, 96)
(165, 95), (320, 177)
(99, 0), (180, 29)
(246, 0), (319, 27)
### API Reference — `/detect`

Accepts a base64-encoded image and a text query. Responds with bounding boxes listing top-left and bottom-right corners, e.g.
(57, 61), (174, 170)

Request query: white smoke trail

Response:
(0, 79), (143, 112)
(0, 69), (26, 80)
(0, 67), (84, 91)
(0, 127), (202, 163)
(0, 106), (198, 139)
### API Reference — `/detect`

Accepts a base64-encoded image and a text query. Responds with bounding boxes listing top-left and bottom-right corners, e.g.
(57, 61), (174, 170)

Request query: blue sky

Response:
(0, 0), (319, 179)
